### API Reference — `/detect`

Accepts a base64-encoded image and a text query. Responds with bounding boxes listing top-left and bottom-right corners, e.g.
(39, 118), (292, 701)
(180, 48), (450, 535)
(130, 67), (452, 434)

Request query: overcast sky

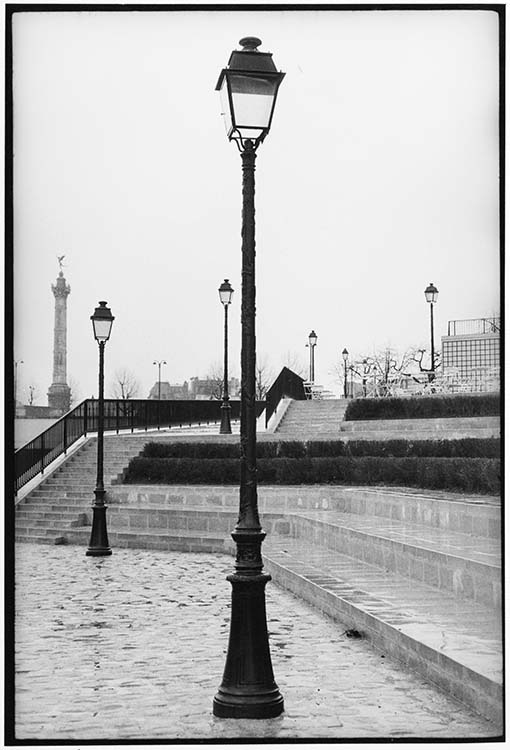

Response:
(12, 6), (500, 402)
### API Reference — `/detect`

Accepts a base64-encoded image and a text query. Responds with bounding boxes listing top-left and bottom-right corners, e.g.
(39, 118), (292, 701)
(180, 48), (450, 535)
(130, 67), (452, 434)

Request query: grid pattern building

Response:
(441, 318), (500, 387)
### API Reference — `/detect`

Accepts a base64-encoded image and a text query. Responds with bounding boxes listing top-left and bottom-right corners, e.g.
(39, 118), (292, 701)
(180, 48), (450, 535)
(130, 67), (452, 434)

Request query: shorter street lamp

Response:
(153, 360), (167, 429)
(342, 348), (349, 398)
(218, 279), (234, 434)
(153, 360), (167, 401)
(86, 301), (114, 557)
(424, 282), (439, 379)
(14, 359), (24, 404)
(308, 330), (318, 383)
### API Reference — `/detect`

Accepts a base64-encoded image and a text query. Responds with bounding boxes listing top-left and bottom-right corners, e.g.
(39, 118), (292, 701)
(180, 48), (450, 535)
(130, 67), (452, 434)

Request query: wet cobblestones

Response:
(14, 543), (499, 741)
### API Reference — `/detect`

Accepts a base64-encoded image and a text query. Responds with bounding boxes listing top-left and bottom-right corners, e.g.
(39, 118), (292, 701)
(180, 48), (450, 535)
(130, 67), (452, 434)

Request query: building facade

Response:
(441, 317), (500, 389)
(148, 381), (189, 400)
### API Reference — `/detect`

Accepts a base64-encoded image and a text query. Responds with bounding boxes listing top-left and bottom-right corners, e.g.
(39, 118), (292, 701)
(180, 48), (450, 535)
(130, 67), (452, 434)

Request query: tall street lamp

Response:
(213, 36), (285, 720)
(86, 301), (114, 557)
(342, 348), (349, 398)
(14, 359), (24, 404)
(308, 330), (317, 383)
(153, 359), (167, 429)
(153, 360), (167, 401)
(218, 279), (234, 434)
(424, 283), (439, 380)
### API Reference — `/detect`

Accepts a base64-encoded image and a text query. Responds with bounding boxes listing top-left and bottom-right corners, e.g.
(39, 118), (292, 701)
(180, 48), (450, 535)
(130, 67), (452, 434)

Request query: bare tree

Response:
(205, 362), (224, 400)
(336, 348), (419, 398)
(68, 376), (81, 407)
(281, 351), (308, 379)
(110, 368), (140, 400)
(255, 355), (274, 400)
(411, 347), (442, 380)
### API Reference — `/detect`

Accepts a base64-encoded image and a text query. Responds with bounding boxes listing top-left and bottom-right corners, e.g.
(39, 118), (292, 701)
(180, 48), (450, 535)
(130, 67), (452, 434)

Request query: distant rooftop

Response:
(447, 317), (500, 336)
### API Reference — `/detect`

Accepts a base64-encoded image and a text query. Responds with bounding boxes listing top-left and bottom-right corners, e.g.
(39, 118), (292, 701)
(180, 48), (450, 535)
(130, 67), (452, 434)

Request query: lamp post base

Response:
(213, 571), (284, 719)
(86, 494), (112, 557)
(219, 402), (232, 434)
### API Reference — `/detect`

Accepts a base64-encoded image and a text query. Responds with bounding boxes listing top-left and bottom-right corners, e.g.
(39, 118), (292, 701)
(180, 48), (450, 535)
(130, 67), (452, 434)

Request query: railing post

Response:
(84, 400), (88, 437)
(130, 401), (134, 433)
(63, 416), (68, 455)
(40, 432), (45, 475)
(116, 400), (119, 434)
(145, 400), (148, 431)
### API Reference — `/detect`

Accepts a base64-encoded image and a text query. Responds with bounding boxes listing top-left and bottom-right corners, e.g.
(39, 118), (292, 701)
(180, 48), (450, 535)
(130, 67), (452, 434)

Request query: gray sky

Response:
(13, 7), (500, 401)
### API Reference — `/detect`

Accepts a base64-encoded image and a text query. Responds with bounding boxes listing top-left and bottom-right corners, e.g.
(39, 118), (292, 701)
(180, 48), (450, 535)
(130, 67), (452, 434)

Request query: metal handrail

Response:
(447, 317), (501, 336)
(14, 398), (266, 494)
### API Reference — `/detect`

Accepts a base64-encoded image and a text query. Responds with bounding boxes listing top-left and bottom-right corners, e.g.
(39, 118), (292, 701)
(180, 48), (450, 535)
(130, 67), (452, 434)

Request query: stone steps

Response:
(286, 510), (500, 608)
(274, 400), (500, 441)
(262, 535), (502, 725)
(15, 480), (502, 724)
(276, 400), (349, 436)
(15, 524), (229, 553)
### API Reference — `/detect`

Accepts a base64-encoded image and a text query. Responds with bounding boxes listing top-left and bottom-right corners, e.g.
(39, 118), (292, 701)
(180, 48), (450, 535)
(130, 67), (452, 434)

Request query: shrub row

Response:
(124, 456), (500, 494)
(142, 437), (500, 460)
(344, 393), (500, 421)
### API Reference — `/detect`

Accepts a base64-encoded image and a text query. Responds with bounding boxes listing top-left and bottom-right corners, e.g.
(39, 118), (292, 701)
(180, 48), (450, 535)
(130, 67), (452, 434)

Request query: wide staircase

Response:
(275, 399), (349, 437)
(275, 399), (500, 441)
(14, 417), (502, 728)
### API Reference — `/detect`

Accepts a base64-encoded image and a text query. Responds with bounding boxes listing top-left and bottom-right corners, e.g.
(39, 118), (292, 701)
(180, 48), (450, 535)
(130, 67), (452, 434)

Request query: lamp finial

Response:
(239, 37), (262, 51)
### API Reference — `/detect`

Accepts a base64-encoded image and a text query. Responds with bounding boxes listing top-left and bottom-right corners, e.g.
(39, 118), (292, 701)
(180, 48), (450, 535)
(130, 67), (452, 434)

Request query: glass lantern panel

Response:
(219, 290), (232, 304)
(93, 318), (113, 341)
(230, 74), (277, 130)
(219, 78), (233, 136)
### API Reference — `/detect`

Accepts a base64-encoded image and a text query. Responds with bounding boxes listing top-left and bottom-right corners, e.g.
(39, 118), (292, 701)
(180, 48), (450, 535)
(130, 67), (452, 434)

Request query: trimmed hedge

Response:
(344, 393), (500, 421)
(124, 455), (500, 494)
(141, 437), (500, 460)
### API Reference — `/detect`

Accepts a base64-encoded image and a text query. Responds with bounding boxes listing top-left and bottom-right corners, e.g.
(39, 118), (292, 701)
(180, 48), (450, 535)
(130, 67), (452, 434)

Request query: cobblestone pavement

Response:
(14, 543), (499, 742)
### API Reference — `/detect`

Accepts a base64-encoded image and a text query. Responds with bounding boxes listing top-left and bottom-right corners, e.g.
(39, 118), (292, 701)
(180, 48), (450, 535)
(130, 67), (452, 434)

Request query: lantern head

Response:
(216, 37), (285, 147)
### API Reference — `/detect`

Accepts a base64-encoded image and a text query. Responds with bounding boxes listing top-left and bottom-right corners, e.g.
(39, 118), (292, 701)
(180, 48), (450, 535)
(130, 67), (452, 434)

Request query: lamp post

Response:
(153, 360), (167, 401)
(86, 301), (114, 557)
(153, 360), (167, 429)
(424, 282), (439, 380)
(308, 330), (317, 383)
(342, 348), (349, 398)
(218, 279), (234, 434)
(213, 36), (285, 720)
(14, 359), (24, 404)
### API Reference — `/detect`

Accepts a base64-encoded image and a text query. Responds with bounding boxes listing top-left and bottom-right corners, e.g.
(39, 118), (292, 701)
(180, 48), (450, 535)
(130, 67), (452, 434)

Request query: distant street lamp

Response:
(153, 360), (167, 402)
(342, 348), (349, 398)
(308, 330), (318, 383)
(153, 360), (167, 429)
(213, 36), (285, 720)
(424, 283), (439, 380)
(14, 359), (24, 404)
(218, 279), (234, 434)
(86, 301), (114, 557)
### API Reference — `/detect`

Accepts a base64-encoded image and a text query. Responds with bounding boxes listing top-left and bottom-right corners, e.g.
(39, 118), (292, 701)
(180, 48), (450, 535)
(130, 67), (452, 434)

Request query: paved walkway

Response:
(14, 544), (499, 741)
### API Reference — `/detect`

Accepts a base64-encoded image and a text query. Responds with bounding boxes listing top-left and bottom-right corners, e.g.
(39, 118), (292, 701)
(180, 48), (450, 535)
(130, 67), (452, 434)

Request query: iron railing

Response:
(447, 317), (500, 336)
(14, 398), (266, 494)
(265, 367), (306, 426)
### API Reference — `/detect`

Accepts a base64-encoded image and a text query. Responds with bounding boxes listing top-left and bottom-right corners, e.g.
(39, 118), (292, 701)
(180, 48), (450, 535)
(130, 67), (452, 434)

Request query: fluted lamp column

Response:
(218, 279), (234, 434)
(213, 36), (285, 719)
(86, 301), (114, 557)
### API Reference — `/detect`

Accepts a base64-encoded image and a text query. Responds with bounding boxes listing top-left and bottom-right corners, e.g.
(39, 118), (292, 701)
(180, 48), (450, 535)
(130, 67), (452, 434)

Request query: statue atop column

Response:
(47, 257), (71, 413)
